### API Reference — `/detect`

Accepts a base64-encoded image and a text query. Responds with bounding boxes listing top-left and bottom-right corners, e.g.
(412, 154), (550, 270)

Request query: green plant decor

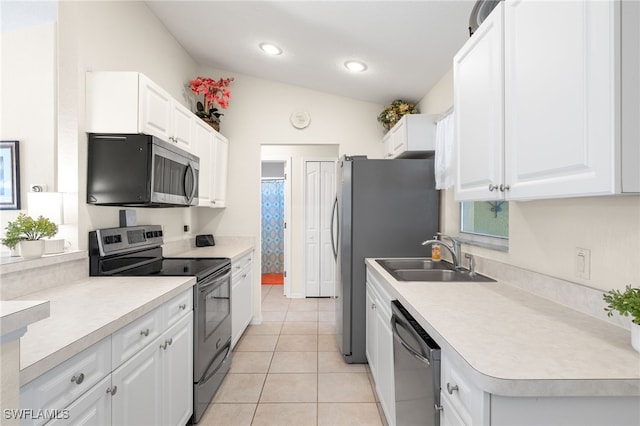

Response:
(377, 99), (419, 131)
(195, 101), (223, 124)
(603, 285), (640, 325)
(1, 213), (58, 249)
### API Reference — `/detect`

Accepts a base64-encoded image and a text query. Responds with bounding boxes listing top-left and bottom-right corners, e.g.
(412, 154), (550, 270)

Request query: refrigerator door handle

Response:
(330, 196), (339, 260)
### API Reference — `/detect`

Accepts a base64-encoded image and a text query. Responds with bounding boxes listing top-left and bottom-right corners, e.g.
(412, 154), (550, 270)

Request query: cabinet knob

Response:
(166, 337), (173, 347)
(499, 184), (510, 192)
(371, 302), (376, 309)
(488, 184), (499, 192)
(160, 341), (168, 350)
(434, 403), (444, 412)
(179, 303), (187, 310)
(140, 328), (150, 337)
(70, 373), (85, 385)
(446, 382), (459, 394)
(106, 386), (118, 396)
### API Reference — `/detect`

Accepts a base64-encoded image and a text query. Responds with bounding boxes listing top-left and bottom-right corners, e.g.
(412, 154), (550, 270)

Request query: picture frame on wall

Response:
(0, 140), (20, 210)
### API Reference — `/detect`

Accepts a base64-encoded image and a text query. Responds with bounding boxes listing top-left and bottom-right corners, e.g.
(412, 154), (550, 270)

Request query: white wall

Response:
(194, 69), (384, 317)
(57, 1), (200, 249)
(418, 68), (640, 292)
(0, 23), (56, 243)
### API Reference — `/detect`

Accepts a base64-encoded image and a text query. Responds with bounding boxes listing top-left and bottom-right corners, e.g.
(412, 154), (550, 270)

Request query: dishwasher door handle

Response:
(391, 314), (430, 367)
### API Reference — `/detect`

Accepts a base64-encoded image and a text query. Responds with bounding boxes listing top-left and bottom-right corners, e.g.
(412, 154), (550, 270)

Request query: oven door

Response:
(194, 267), (231, 381)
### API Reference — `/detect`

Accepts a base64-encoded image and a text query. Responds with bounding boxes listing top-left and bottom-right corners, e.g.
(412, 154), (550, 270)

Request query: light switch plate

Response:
(575, 247), (591, 280)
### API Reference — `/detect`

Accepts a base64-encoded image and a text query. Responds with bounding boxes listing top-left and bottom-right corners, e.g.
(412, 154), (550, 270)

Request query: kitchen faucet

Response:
(421, 233), (462, 269)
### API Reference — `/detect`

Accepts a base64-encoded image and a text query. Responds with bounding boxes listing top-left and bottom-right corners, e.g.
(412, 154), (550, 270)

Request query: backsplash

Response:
(473, 253), (633, 330)
(0, 253), (87, 300)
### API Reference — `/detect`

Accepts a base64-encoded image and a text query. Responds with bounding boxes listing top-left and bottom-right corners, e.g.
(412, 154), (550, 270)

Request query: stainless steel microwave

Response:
(87, 133), (199, 207)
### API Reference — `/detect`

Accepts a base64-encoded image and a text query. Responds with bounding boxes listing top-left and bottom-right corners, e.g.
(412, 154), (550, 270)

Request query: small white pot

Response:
(19, 240), (45, 259)
(632, 323), (640, 353)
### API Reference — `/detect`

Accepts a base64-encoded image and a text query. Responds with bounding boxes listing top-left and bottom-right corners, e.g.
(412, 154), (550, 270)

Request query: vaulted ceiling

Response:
(146, 1), (475, 105)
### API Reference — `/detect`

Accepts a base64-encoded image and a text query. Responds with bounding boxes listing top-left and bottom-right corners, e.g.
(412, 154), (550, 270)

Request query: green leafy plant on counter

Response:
(603, 285), (640, 325)
(1, 213), (58, 249)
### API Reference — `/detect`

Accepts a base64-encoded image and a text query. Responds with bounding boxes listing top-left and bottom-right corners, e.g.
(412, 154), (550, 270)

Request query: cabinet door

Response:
(391, 117), (408, 158)
(382, 132), (393, 159)
(138, 74), (172, 142)
(232, 264), (253, 347)
(212, 133), (229, 208)
(365, 284), (378, 374)
(111, 336), (163, 426)
(47, 376), (112, 426)
(454, 3), (505, 201)
(194, 120), (214, 207)
(171, 101), (194, 153)
(504, 0), (617, 199)
(162, 314), (194, 426)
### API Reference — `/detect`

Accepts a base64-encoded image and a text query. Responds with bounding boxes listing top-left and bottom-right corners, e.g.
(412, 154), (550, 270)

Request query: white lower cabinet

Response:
(112, 313), (193, 426)
(440, 352), (489, 426)
(365, 270), (395, 425)
(231, 252), (254, 348)
(21, 289), (194, 426)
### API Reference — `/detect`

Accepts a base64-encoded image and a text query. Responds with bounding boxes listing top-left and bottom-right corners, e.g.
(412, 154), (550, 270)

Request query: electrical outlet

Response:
(575, 247), (591, 280)
(183, 225), (189, 233)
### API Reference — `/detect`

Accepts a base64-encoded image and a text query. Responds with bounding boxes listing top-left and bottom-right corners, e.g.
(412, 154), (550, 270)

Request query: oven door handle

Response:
(198, 270), (231, 292)
(391, 313), (430, 367)
(199, 341), (232, 384)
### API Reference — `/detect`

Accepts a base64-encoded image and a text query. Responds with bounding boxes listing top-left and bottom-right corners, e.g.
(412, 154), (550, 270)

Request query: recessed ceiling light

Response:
(344, 60), (367, 72)
(259, 43), (282, 55)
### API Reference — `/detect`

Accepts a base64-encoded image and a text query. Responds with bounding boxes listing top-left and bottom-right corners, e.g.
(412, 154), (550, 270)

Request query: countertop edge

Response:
(365, 258), (640, 397)
(19, 278), (195, 385)
(0, 300), (50, 338)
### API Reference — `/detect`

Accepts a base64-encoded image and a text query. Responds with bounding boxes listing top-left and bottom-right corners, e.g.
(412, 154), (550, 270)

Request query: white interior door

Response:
(305, 161), (336, 297)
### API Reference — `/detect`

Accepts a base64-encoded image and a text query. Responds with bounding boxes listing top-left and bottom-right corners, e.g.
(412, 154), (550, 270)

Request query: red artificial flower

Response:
(189, 76), (234, 109)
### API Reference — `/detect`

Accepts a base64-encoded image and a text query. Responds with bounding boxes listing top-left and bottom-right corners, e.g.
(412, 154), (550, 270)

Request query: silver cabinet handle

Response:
(371, 302), (376, 309)
(166, 338), (173, 347)
(488, 184), (499, 192)
(160, 341), (168, 350)
(140, 328), (150, 337)
(447, 382), (459, 394)
(179, 303), (187, 310)
(434, 403), (444, 412)
(70, 373), (85, 385)
(499, 184), (510, 192)
(106, 386), (118, 396)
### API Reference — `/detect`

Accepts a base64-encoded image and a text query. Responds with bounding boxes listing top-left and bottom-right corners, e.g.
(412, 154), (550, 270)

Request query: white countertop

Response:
(15, 276), (195, 385)
(0, 300), (50, 339)
(172, 239), (254, 261)
(365, 258), (640, 397)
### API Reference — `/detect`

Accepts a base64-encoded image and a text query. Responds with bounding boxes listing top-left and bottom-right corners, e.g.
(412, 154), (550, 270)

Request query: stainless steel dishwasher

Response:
(391, 300), (441, 426)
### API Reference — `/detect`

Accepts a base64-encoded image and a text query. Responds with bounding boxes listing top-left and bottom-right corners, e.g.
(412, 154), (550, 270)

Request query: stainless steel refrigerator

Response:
(333, 156), (439, 363)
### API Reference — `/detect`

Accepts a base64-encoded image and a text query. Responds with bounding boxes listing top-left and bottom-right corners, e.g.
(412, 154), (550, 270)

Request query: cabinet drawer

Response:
(440, 390), (469, 426)
(46, 376), (112, 426)
(232, 252), (253, 277)
(21, 338), (111, 426)
(164, 288), (193, 329)
(441, 353), (485, 424)
(111, 307), (163, 369)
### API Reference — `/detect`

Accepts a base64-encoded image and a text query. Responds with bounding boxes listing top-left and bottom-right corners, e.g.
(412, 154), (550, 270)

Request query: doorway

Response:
(261, 160), (290, 294)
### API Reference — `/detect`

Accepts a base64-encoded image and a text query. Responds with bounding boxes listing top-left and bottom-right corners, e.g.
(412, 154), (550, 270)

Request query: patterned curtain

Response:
(261, 180), (285, 274)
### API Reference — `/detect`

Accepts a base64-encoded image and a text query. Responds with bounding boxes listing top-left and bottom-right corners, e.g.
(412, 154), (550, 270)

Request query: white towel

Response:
(435, 110), (455, 189)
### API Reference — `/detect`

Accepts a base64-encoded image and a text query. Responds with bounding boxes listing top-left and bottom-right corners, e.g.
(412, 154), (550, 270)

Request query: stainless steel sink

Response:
(391, 269), (495, 282)
(376, 258), (496, 282)
(376, 259), (453, 271)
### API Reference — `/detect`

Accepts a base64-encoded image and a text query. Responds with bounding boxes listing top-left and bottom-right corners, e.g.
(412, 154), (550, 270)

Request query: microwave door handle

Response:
(184, 163), (197, 204)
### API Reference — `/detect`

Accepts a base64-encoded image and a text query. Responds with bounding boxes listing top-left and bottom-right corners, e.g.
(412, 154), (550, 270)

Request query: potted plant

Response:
(603, 285), (640, 352)
(377, 99), (419, 131)
(189, 76), (234, 132)
(1, 213), (58, 259)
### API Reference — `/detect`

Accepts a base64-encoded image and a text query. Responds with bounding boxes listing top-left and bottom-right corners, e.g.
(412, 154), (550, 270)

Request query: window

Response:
(460, 201), (509, 249)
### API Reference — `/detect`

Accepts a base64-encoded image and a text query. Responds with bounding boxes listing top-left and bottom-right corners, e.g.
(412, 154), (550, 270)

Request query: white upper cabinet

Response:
(382, 114), (438, 159)
(454, 2), (504, 201)
(86, 72), (194, 154)
(194, 119), (214, 207)
(455, 0), (639, 201)
(212, 132), (229, 208)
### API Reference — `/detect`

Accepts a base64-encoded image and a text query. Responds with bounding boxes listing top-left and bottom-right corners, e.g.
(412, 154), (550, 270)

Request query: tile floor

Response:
(198, 285), (386, 425)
